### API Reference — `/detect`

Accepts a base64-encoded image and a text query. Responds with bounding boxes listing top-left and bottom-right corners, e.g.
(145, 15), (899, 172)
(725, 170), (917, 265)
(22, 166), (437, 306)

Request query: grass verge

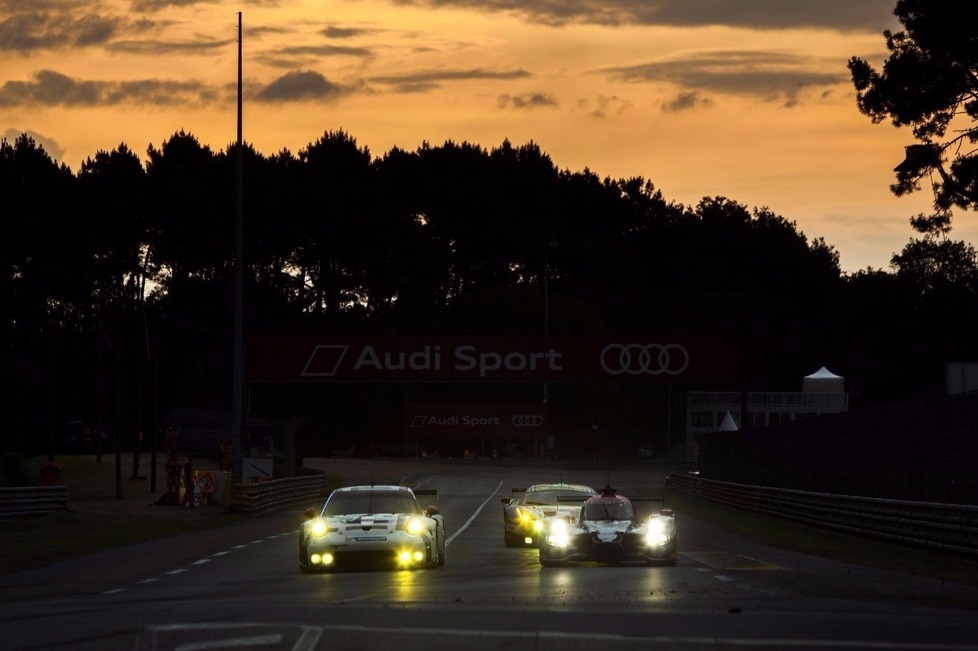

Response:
(0, 454), (340, 577)
(666, 486), (978, 588)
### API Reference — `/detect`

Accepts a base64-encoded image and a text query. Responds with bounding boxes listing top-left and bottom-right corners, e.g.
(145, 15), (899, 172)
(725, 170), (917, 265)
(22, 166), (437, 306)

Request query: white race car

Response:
(539, 485), (677, 566)
(501, 483), (597, 547)
(300, 485), (446, 572)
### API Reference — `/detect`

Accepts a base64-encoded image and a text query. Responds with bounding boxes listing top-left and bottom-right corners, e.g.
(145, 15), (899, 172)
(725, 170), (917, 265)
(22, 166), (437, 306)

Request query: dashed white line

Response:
(446, 480), (503, 546)
(174, 634), (283, 650)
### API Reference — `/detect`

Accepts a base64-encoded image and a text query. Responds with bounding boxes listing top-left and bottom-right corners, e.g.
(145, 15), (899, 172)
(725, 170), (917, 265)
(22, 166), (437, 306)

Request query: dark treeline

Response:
(3, 129), (977, 458)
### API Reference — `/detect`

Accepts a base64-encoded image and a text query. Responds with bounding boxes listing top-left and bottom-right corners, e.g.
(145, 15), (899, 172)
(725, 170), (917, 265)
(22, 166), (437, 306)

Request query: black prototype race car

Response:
(538, 485), (677, 566)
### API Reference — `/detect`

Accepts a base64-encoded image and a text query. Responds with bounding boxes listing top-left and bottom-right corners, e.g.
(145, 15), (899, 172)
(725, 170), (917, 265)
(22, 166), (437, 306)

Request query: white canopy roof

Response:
(805, 366), (842, 380)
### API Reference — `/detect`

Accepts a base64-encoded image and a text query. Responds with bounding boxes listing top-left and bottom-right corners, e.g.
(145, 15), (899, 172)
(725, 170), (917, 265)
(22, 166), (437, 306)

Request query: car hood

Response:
(527, 504), (582, 520)
(581, 520), (635, 536)
(324, 513), (406, 534)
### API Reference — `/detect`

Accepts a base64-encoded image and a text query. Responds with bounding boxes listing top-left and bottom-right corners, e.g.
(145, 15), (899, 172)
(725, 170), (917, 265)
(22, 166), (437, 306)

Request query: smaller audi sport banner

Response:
(247, 335), (742, 383)
(405, 403), (547, 438)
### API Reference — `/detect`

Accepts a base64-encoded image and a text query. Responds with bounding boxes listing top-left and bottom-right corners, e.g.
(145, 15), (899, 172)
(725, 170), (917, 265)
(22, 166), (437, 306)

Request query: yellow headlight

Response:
(406, 517), (424, 535)
(311, 519), (329, 537)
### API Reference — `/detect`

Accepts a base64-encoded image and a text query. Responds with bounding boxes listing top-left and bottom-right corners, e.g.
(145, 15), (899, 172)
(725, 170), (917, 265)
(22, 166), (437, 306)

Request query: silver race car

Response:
(501, 483), (597, 547)
(539, 485), (677, 566)
(300, 485), (445, 572)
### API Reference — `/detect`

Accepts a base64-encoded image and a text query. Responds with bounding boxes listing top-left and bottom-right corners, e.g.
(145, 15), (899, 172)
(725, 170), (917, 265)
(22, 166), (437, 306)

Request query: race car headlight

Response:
(546, 519), (570, 547)
(310, 519), (329, 537)
(518, 507), (535, 524)
(646, 517), (673, 546)
(648, 518), (667, 536)
(405, 517), (424, 535)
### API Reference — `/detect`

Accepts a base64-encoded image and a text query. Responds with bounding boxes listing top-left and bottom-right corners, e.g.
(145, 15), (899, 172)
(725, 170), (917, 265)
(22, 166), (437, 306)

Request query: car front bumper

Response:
(541, 532), (676, 563)
(302, 530), (430, 569)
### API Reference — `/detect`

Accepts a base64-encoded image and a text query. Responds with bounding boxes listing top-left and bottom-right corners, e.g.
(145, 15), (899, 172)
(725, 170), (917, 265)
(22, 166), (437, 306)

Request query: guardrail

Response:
(0, 486), (69, 517)
(230, 474), (330, 515)
(667, 473), (978, 555)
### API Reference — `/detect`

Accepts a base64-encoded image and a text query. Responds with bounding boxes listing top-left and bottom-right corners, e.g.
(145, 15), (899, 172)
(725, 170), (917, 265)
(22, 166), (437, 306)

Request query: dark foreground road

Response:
(2, 460), (977, 651)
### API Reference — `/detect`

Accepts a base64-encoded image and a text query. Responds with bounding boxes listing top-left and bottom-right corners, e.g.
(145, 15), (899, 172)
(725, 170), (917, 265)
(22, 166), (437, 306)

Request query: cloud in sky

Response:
(3, 127), (66, 161)
(387, 0), (897, 30)
(0, 10), (126, 52)
(254, 69), (344, 102)
(576, 95), (632, 119)
(370, 68), (531, 93)
(0, 69), (218, 107)
(322, 25), (376, 39)
(276, 44), (374, 58)
(106, 38), (231, 55)
(603, 51), (846, 107)
(660, 91), (712, 113)
(498, 92), (558, 110)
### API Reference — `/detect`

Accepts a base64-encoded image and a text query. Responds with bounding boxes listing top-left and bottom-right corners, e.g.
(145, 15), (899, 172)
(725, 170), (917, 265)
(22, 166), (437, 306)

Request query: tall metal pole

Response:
(543, 248), (550, 459)
(231, 11), (244, 486)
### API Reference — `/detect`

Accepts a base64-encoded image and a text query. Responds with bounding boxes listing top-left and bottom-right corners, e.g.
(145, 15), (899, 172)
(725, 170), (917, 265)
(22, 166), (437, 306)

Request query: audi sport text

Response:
(354, 344), (564, 378)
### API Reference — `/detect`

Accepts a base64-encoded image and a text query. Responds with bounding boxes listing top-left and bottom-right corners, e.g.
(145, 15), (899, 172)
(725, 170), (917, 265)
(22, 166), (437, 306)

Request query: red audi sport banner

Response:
(404, 402), (547, 438)
(247, 335), (741, 383)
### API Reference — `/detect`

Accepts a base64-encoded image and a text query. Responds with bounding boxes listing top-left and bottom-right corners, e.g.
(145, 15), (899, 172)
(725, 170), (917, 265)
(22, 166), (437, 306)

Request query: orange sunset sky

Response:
(2, 0), (975, 272)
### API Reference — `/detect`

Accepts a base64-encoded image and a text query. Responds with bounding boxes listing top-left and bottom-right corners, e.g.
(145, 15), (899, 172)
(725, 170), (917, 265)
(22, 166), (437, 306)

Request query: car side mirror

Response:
(303, 507), (318, 520)
(425, 505), (439, 517)
(500, 497), (511, 506)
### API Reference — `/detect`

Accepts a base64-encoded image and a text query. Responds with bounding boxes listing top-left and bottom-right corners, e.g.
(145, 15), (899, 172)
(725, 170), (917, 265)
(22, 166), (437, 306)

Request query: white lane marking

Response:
(715, 574), (735, 582)
(145, 625), (323, 651)
(312, 625), (978, 650)
(445, 480), (504, 547)
(106, 534), (293, 594)
(175, 634), (282, 650)
(332, 593), (377, 604)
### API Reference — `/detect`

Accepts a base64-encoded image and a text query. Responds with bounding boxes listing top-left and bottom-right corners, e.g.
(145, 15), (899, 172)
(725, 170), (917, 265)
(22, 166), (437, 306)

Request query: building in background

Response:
(685, 367), (849, 461)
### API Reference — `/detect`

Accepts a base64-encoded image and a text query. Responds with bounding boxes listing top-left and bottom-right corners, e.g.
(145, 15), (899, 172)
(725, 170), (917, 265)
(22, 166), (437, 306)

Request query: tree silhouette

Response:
(849, 0), (978, 215)
(1, 127), (975, 458)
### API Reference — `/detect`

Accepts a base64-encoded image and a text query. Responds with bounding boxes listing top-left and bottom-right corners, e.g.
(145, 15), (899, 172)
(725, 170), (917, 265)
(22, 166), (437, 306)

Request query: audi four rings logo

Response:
(511, 415), (544, 427)
(599, 343), (690, 375)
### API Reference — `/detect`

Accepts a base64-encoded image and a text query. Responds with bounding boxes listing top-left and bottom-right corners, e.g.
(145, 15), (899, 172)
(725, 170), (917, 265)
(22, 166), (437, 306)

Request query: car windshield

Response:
(323, 491), (420, 516)
(523, 489), (593, 506)
(584, 499), (634, 521)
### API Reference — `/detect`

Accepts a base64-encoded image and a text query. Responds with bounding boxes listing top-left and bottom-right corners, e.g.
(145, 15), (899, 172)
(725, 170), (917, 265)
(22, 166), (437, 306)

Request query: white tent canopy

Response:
(802, 366), (844, 393)
(717, 410), (739, 432)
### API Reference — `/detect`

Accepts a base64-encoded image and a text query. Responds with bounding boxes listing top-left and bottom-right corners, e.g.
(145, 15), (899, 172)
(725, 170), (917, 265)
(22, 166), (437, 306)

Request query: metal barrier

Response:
(230, 474), (330, 515)
(0, 486), (69, 517)
(667, 473), (978, 555)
